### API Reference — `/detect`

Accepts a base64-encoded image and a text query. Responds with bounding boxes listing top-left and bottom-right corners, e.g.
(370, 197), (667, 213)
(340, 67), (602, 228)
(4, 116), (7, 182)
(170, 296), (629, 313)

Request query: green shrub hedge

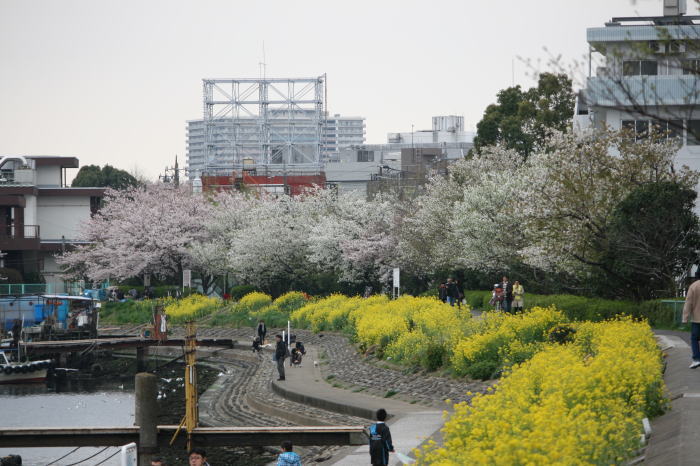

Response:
(100, 300), (154, 324)
(463, 290), (682, 328)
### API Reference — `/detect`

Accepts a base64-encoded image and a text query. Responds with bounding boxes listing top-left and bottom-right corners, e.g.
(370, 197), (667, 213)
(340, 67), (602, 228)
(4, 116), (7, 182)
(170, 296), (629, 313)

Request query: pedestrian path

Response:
(270, 347), (444, 465)
(646, 330), (700, 465)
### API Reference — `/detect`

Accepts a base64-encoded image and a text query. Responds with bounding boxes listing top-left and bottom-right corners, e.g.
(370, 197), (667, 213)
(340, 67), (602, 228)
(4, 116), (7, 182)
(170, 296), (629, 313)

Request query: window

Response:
(651, 119), (683, 139)
(682, 59), (700, 75)
(623, 61), (640, 76)
(688, 120), (700, 145)
(641, 60), (658, 75)
(622, 119), (683, 141)
(357, 150), (374, 162)
(623, 60), (658, 76)
(635, 120), (649, 139)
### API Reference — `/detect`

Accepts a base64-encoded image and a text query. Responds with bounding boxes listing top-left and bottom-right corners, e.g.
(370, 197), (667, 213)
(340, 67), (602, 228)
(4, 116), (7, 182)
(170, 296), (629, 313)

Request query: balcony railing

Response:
(2, 224), (39, 239)
(0, 224), (40, 250)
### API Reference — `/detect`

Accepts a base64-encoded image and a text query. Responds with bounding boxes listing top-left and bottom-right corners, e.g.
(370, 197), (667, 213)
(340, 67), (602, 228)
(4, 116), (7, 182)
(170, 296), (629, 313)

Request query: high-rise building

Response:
(187, 113), (366, 178)
(321, 114), (366, 160)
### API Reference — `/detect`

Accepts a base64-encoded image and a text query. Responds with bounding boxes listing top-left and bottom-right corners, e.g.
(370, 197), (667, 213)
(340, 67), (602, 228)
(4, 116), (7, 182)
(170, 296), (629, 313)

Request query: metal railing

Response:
(0, 224), (39, 239)
(0, 283), (54, 296)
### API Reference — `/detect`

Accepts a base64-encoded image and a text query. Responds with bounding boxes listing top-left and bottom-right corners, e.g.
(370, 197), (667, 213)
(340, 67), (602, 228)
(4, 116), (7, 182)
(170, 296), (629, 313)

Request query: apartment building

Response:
(0, 156), (104, 292)
(578, 0), (700, 179)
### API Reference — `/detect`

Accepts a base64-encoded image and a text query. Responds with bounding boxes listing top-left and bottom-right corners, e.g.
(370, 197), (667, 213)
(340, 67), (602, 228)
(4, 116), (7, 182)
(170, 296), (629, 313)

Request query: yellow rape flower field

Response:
(288, 295), (667, 464)
(163, 294), (220, 324)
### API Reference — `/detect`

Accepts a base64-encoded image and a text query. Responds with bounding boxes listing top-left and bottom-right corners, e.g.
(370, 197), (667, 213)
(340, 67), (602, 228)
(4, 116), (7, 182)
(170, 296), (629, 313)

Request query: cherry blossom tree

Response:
(57, 183), (212, 284)
(308, 191), (400, 285)
(192, 188), (401, 292)
(521, 129), (700, 277)
(399, 146), (529, 275)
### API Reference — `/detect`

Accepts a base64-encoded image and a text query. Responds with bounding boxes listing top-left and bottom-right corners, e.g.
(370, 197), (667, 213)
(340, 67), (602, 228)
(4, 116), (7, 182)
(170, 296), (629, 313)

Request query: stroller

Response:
(290, 348), (303, 367)
(489, 284), (505, 311)
(252, 336), (262, 353)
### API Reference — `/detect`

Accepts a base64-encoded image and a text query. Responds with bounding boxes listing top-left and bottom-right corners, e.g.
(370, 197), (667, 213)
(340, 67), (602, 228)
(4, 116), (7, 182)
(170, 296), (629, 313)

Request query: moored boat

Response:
(0, 351), (50, 384)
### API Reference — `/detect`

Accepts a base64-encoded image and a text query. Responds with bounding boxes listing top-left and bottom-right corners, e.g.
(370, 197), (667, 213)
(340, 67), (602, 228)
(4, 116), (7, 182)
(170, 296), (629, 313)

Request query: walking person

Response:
(682, 274), (700, 369)
(500, 276), (514, 314)
(445, 278), (459, 307)
(257, 319), (267, 345)
(276, 441), (302, 466)
(512, 280), (525, 313)
(369, 408), (394, 466)
(274, 334), (288, 381)
(438, 282), (447, 303)
(455, 279), (465, 309)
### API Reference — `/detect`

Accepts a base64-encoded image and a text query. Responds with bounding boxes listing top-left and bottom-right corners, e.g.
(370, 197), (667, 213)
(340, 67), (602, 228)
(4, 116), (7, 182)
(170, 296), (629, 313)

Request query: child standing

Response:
(276, 441), (302, 466)
(369, 408), (394, 466)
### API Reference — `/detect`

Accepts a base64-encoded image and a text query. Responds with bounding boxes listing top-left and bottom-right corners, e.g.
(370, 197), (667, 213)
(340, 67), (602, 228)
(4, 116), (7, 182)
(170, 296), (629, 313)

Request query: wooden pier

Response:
(0, 425), (367, 448)
(23, 336), (235, 354)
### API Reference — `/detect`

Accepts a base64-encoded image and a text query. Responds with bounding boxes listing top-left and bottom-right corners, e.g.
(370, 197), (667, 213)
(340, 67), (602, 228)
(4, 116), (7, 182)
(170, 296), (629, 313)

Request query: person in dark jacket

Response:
(369, 408), (394, 465)
(438, 282), (447, 302)
(257, 320), (267, 344)
(499, 276), (514, 313)
(274, 334), (287, 381)
(446, 278), (460, 307)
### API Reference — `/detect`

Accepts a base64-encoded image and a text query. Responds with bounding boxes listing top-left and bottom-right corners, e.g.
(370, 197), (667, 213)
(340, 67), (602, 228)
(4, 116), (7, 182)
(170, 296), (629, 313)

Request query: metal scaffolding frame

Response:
(202, 76), (325, 174)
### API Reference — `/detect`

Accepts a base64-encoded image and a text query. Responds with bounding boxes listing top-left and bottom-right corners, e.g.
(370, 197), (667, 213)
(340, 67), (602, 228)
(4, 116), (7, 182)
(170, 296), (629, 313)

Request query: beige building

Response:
(0, 156), (104, 292)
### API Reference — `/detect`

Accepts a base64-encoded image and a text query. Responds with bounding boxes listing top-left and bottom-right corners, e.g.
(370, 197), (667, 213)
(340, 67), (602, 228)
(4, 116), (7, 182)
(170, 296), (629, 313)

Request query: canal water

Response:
(0, 357), (276, 465)
(0, 373), (135, 465)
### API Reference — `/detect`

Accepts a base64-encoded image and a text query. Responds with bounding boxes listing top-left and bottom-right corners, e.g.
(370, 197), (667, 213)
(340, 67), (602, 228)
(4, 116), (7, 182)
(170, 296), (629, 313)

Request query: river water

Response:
(0, 358), (276, 466)
(0, 376), (135, 466)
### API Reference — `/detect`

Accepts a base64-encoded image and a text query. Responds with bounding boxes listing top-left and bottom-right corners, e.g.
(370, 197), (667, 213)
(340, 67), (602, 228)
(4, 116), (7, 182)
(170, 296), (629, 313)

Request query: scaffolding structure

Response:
(202, 76), (325, 175)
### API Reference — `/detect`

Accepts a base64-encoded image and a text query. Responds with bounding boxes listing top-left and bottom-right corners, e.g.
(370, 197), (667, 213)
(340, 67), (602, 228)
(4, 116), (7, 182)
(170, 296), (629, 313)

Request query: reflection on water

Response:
(0, 377), (135, 466)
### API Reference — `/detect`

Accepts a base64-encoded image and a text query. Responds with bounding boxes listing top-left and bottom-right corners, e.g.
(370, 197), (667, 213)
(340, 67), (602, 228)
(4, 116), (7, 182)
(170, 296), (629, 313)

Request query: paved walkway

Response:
(647, 330), (700, 465)
(271, 347), (443, 465)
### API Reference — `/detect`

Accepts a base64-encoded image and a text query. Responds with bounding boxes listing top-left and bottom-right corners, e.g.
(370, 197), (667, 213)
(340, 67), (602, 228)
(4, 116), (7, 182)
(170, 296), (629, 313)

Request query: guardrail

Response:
(0, 283), (54, 295)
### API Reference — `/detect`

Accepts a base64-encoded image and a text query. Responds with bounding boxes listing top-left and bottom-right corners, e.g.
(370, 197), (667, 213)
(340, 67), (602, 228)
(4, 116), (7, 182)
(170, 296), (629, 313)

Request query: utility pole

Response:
(174, 155), (180, 188)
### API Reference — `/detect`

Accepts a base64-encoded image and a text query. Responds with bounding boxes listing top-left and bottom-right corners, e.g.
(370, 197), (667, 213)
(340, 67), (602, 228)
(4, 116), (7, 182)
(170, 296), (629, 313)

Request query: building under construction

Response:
(197, 76), (327, 195)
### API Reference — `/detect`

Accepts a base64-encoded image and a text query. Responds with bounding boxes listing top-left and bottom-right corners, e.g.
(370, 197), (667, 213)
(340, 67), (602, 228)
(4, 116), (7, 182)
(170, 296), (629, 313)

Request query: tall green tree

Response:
(71, 164), (138, 190)
(596, 181), (700, 300)
(472, 72), (575, 157)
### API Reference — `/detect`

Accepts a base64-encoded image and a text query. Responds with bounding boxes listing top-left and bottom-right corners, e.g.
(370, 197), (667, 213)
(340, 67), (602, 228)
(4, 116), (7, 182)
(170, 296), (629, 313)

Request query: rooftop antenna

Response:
(259, 41), (267, 80)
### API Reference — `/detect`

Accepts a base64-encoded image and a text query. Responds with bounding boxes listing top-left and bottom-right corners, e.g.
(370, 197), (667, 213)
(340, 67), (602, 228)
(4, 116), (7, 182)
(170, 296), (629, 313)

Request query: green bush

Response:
(422, 342), (449, 372)
(230, 285), (257, 301)
(463, 289), (682, 327)
(100, 300), (153, 324)
(251, 305), (291, 328)
(465, 360), (499, 380)
(209, 311), (254, 327)
(464, 290), (491, 309)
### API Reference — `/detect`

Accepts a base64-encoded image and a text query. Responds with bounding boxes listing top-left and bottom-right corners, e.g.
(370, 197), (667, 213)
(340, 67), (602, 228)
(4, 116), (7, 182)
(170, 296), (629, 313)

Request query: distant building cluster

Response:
(186, 113), (365, 177)
(185, 76), (473, 197)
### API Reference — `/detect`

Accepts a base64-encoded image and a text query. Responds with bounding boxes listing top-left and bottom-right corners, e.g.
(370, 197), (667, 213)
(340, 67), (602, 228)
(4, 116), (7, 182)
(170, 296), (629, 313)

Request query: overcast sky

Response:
(1, 0), (697, 181)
